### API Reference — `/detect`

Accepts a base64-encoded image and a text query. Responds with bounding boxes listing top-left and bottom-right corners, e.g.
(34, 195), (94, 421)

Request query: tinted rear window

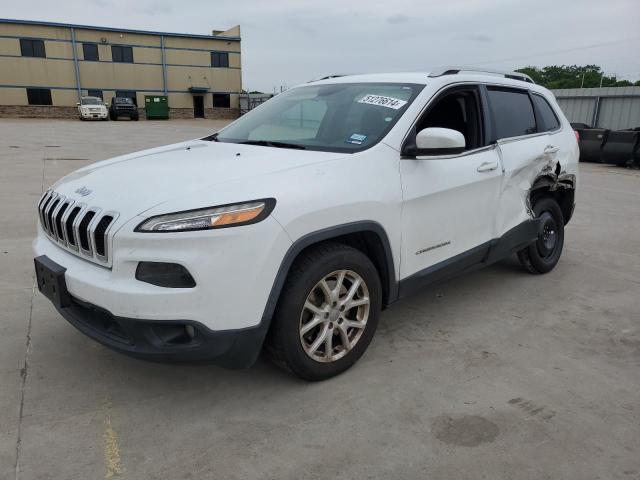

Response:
(532, 94), (560, 131)
(487, 87), (536, 140)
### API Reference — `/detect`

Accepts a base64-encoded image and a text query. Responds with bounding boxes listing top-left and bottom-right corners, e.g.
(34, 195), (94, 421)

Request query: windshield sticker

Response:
(346, 133), (367, 145)
(357, 94), (408, 110)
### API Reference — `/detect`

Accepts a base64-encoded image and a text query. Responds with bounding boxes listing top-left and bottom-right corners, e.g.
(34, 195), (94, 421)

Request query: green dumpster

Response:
(144, 95), (169, 119)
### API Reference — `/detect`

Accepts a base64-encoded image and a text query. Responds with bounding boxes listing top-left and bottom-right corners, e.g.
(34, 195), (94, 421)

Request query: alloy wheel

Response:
(299, 269), (370, 363)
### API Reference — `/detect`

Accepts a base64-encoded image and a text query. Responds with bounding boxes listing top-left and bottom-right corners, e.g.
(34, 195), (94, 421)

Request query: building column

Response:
(70, 27), (82, 102)
(160, 35), (168, 96)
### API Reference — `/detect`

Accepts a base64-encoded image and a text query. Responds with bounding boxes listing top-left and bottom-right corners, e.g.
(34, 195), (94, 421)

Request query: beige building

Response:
(0, 18), (242, 119)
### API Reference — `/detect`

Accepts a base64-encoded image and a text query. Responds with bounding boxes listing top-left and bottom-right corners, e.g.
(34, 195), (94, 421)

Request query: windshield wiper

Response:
(202, 132), (219, 142)
(238, 140), (307, 150)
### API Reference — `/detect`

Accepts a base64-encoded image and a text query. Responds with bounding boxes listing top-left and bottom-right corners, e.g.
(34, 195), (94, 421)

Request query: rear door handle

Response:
(544, 145), (559, 155)
(477, 161), (498, 172)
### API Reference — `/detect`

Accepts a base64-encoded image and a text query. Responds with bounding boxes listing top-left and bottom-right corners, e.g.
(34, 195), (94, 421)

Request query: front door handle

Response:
(477, 161), (498, 172)
(544, 145), (559, 155)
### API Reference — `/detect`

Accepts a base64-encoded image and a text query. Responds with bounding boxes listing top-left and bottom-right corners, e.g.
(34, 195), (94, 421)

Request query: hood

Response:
(50, 140), (344, 220)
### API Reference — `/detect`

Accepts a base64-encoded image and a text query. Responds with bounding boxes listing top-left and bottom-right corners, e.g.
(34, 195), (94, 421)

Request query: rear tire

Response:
(268, 242), (381, 381)
(517, 197), (564, 274)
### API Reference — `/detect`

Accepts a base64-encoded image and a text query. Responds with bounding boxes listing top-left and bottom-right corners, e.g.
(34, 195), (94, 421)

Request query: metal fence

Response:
(551, 87), (640, 130)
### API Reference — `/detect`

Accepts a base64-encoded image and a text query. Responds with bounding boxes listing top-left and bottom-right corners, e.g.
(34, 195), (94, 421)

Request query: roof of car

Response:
(307, 69), (542, 90)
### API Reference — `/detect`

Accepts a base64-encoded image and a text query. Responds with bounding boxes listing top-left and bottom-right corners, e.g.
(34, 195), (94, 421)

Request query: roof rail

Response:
(428, 67), (535, 84)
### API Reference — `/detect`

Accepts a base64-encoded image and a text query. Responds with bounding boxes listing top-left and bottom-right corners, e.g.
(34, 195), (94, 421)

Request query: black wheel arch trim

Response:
(258, 220), (398, 334)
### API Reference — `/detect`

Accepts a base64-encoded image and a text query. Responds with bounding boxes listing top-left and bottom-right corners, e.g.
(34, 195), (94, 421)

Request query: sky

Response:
(2, 0), (639, 92)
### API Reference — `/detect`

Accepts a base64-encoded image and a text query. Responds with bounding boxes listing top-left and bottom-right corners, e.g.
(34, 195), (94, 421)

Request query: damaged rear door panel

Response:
(486, 85), (578, 238)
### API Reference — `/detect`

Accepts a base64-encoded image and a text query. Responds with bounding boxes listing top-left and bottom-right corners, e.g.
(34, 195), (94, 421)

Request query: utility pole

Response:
(580, 72), (585, 88)
(599, 73), (604, 88)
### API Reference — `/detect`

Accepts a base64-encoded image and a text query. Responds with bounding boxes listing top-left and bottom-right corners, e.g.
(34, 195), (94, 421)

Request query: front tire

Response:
(517, 197), (565, 273)
(268, 243), (382, 381)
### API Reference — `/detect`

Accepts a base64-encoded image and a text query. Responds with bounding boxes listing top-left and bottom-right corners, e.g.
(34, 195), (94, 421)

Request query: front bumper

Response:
(113, 109), (137, 116)
(35, 255), (267, 366)
(32, 212), (292, 366)
(59, 296), (267, 366)
(81, 111), (108, 119)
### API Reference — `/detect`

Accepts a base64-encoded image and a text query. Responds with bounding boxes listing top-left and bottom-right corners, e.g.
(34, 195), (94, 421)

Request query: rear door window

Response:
(531, 94), (560, 132)
(487, 87), (536, 140)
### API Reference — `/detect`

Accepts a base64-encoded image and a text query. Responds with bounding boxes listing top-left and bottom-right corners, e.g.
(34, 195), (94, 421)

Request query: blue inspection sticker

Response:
(346, 133), (367, 145)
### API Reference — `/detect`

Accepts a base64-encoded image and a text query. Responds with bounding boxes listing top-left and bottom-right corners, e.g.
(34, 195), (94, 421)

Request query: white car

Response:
(34, 68), (578, 380)
(77, 96), (108, 120)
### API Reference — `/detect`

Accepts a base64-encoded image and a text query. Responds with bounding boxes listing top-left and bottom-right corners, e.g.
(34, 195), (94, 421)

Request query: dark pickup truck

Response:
(109, 97), (139, 121)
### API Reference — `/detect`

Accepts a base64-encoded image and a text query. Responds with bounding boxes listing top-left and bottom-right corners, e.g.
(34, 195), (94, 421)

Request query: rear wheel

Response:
(517, 197), (565, 273)
(268, 243), (381, 381)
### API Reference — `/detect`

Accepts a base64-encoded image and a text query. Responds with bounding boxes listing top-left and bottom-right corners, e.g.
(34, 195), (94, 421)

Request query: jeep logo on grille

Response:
(75, 186), (92, 197)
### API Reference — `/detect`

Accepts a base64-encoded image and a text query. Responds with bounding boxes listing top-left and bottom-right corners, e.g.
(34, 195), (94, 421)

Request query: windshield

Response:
(216, 83), (424, 152)
(81, 97), (101, 105)
(115, 97), (133, 104)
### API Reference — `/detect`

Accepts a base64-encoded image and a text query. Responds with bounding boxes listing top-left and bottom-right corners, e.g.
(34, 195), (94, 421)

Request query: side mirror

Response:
(404, 127), (466, 157)
(105, 103), (110, 107)
(76, 102), (80, 106)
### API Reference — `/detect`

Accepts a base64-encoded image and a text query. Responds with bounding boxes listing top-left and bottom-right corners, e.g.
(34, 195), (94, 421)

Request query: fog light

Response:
(135, 262), (196, 288)
(151, 323), (198, 346)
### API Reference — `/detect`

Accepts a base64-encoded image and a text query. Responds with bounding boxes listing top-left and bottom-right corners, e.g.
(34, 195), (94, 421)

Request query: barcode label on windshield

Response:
(357, 94), (408, 110)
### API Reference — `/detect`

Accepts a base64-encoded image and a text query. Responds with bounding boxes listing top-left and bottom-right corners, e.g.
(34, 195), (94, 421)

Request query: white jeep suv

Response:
(34, 69), (578, 380)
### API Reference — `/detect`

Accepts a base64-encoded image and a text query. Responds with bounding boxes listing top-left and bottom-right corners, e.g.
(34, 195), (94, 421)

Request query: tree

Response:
(515, 65), (638, 89)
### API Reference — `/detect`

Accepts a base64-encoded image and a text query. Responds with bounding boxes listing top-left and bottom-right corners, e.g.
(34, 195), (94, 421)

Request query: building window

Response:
(212, 93), (231, 108)
(20, 39), (46, 58)
(87, 89), (103, 100)
(111, 45), (133, 63)
(83, 43), (99, 61)
(211, 52), (229, 68)
(26, 88), (52, 105)
(115, 90), (137, 105)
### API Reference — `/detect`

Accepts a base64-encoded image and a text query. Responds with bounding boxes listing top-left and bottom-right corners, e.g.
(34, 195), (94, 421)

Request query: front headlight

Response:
(135, 199), (275, 232)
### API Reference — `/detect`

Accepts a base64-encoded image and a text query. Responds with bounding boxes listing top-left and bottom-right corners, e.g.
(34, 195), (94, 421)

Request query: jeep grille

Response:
(37, 190), (119, 266)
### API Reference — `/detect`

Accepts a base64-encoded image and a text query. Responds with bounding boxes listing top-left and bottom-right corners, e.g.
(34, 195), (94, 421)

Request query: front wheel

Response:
(268, 243), (381, 381)
(517, 197), (565, 273)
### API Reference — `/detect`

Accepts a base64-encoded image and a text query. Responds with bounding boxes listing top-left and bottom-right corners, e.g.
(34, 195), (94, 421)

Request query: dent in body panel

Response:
(495, 135), (576, 236)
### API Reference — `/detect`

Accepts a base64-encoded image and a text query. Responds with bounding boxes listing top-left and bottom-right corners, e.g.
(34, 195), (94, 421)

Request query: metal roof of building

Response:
(0, 18), (240, 41)
(551, 86), (640, 98)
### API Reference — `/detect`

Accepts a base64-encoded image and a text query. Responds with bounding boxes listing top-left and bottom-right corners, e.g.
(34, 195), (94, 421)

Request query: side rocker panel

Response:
(398, 218), (541, 300)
